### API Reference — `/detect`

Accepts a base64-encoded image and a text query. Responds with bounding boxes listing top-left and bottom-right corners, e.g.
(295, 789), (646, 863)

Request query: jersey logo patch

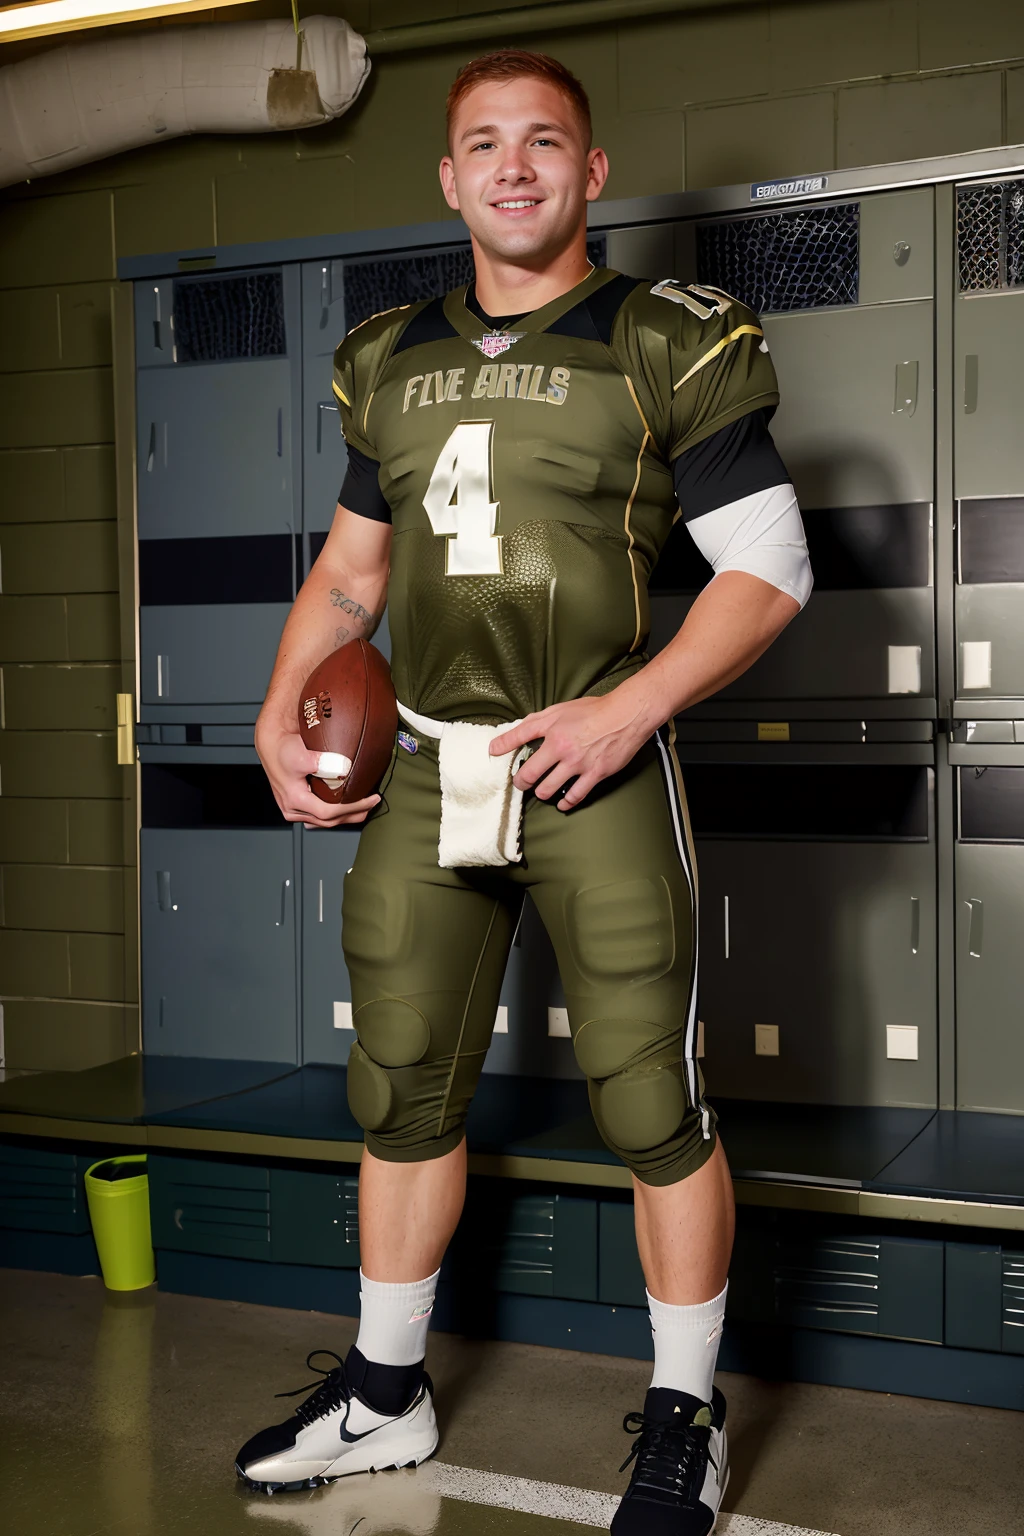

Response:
(650, 279), (734, 319)
(472, 332), (525, 358)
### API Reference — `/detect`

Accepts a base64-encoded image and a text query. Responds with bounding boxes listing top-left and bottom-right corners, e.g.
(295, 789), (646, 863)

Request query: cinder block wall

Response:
(1, 0), (1022, 1073)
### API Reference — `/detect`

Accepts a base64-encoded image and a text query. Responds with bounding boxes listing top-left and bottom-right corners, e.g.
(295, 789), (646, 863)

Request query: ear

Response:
(585, 146), (610, 203)
(439, 156), (460, 211)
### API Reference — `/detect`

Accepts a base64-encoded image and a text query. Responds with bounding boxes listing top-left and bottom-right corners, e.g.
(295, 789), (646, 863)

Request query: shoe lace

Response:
(274, 1349), (353, 1428)
(618, 1410), (712, 1502)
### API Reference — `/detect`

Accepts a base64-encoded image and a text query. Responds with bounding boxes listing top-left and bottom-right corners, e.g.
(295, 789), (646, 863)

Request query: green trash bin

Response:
(84, 1155), (155, 1291)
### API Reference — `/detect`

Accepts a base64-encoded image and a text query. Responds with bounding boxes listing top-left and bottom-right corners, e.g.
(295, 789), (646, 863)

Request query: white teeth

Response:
(495, 200), (538, 209)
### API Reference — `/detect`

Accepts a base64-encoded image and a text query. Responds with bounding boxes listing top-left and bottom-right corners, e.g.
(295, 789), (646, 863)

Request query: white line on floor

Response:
(421, 1461), (839, 1534)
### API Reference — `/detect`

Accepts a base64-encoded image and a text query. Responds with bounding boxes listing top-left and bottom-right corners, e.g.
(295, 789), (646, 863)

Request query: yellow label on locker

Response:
(757, 721), (790, 742)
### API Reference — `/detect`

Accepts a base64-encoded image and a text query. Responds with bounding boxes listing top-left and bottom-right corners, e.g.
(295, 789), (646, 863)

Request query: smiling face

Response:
(439, 76), (607, 269)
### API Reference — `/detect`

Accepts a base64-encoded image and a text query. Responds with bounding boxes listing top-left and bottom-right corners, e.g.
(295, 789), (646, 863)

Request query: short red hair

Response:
(446, 49), (592, 151)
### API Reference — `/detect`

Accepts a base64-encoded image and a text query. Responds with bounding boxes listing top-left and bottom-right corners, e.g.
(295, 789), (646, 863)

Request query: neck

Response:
(471, 235), (593, 317)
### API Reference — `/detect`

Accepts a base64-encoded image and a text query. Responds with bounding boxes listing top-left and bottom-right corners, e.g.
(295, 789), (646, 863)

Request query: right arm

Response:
(255, 501), (392, 828)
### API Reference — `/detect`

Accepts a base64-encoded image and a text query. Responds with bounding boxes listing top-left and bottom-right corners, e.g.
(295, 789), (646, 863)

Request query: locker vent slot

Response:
(958, 766), (1024, 843)
(957, 180), (1024, 293)
(775, 1239), (880, 1331)
(696, 203), (859, 315)
(142, 764), (283, 828)
(172, 271), (286, 362)
(958, 498), (1024, 584)
(342, 239), (606, 335)
(687, 764), (929, 842)
(139, 534), (298, 605)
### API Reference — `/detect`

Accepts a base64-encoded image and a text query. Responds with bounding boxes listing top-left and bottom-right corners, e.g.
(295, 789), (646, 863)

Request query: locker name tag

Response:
(757, 722), (790, 742)
(750, 175), (828, 202)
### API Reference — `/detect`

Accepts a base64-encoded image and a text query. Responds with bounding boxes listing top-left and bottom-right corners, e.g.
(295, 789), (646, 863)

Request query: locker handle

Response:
(318, 878), (324, 923)
(276, 877), (292, 927)
(909, 896), (920, 955)
(723, 895), (730, 960)
(964, 355), (979, 414)
(316, 400), (338, 453)
(319, 263), (330, 329)
(157, 871), (176, 912)
(152, 286), (162, 351)
(157, 653), (169, 698)
(966, 899), (983, 957)
(893, 360), (918, 417)
(277, 406), (283, 458)
(146, 421), (156, 472)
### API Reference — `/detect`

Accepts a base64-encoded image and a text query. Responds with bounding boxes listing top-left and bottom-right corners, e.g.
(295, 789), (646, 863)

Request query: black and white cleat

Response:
(610, 1385), (729, 1535)
(234, 1349), (438, 1494)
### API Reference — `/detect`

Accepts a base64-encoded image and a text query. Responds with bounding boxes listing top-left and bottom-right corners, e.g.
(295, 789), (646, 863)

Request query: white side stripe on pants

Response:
(652, 727), (710, 1139)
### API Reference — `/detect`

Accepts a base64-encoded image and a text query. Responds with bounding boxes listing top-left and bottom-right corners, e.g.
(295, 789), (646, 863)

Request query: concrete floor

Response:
(1, 1269), (1021, 1536)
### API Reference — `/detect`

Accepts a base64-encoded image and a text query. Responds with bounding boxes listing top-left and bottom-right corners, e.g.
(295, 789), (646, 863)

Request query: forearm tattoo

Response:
(330, 589), (379, 641)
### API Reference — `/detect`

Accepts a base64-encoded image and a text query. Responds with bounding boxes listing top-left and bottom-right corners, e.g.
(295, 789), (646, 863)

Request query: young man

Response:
(239, 49), (811, 1534)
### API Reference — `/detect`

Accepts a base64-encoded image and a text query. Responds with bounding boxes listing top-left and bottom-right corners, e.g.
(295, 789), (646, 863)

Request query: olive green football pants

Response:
(341, 725), (715, 1187)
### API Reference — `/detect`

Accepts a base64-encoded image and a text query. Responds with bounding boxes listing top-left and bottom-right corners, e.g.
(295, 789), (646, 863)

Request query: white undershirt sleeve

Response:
(684, 482), (813, 609)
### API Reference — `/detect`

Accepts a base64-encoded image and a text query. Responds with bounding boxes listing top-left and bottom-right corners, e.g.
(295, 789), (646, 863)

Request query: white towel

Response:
(397, 703), (527, 868)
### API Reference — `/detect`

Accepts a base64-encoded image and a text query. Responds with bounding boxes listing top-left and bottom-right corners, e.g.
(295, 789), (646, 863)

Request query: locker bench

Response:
(2, 1055), (1024, 1231)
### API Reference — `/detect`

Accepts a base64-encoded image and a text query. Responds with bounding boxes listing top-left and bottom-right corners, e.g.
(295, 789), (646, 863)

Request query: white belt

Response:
(397, 700), (525, 869)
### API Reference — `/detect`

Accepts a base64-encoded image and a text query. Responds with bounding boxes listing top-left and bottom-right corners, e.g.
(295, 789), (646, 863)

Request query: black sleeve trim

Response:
(672, 408), (790, 522)
(339, 443), (392, 524)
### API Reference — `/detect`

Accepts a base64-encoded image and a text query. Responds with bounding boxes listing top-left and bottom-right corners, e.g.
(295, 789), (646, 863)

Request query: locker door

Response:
(954, 292), (1024, 701)
(302, 259), (348, 536)
(956, 766), (1024, 1112)
(140, 602), (290, 707)
(141, 827), (297, 1062)
(301, 824), (361, 1065)
(689, 762), (937, 1107)
(137, 358), (294, 540)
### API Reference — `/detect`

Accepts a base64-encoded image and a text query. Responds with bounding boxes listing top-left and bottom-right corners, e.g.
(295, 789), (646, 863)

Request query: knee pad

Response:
(574, 1014), (685, 1155)
(347, 997), (430, 1132)
(567, 877), (676, 987)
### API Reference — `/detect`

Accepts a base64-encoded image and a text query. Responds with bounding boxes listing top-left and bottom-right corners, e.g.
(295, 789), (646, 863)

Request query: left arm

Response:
(491, 569), (799, 810)
(492, 417), (813, 807)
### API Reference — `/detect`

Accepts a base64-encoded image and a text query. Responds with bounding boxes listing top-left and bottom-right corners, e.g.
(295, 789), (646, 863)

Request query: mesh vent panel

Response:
(696, 203), (859, 314)
(343, 237), (607, 333)
(172, 272), (286, 362)
(957, 180), (1024, 293)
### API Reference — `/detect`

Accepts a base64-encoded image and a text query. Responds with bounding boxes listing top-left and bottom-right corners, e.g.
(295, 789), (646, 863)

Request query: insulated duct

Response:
(0, 14), (369, 189)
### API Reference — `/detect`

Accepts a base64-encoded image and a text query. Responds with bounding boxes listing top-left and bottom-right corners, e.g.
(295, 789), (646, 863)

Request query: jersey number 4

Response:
(422, 420), (503, 576)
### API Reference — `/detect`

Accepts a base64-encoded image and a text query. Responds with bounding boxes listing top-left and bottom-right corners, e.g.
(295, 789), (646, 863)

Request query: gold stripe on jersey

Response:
(332, 379), (351, 407)
(363, 389), (376, 438)
(624, 376), (653, 653)
(672, 324), (763, 393)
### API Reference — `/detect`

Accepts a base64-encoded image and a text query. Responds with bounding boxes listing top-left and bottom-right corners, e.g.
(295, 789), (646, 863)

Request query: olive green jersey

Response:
(332, 267), (778, 725)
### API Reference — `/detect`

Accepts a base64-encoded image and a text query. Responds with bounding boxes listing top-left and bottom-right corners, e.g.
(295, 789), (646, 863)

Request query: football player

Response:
(242, 48), (811, 1534)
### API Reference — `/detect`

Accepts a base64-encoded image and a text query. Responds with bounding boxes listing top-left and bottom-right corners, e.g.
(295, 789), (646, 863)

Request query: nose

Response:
(495, 147), (535, 187)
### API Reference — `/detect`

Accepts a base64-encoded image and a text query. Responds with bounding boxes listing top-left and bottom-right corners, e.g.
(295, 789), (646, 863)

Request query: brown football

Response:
(298, 640), (398, 804)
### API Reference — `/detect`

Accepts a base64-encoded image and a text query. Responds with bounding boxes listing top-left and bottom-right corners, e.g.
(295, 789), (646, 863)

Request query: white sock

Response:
(647, 1283), (728, 1403)
(355, 1268), (440, 1367)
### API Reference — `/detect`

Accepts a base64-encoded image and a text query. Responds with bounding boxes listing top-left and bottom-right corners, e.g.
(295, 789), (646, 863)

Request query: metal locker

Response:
(688, 757), (937, 1107)
(141, 827), (298, 1062)
(302, 258), (348, 536)
(956, 765), (1024, 1113)
(953, 180), (1024, 703)
(653, 194), (936, 707)
(301, 824), (361, 1066)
